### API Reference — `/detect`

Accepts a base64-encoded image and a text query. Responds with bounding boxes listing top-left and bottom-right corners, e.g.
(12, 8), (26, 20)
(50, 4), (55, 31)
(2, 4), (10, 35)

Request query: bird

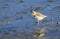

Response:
(32, 10), (47, 25)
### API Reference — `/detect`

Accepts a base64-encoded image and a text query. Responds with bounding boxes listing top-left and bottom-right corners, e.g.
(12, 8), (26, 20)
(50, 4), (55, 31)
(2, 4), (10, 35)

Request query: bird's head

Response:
(32, 10), (36, 15)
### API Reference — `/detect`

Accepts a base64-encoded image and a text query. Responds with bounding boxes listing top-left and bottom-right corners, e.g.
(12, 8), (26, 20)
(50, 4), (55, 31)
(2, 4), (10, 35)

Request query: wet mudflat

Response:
(0, 0), (60, 39)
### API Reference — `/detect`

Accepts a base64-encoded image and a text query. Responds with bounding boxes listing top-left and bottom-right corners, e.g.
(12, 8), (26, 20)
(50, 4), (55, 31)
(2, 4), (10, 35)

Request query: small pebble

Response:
(54, 6), (60, 9)
(2, 4), (9, 8)
(57, 22), (60, 26)
(46, 4), (51, 6)
(47, 0), (56, 2)
(16, 12), (21, 14)
(53, 6), (60, 11)
(43, 20), (49, 23)
(50, 22), (54, 25)
(19, 0), (24, 3)
(11, 29), (17, 32)
(3, 31), (10, 35)
(0, 19), (5, 22)
(3, 16), (12, 20)
(15, 16), (22, 20)
(49, 18), (54, 21)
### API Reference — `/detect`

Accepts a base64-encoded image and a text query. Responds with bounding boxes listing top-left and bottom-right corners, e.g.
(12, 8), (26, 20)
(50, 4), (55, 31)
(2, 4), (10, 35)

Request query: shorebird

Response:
(32, 10), (47, 25)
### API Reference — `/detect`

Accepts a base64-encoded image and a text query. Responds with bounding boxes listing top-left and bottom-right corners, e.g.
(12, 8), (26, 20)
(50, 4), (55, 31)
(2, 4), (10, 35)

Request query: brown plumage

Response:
(32, 10), (47, 25)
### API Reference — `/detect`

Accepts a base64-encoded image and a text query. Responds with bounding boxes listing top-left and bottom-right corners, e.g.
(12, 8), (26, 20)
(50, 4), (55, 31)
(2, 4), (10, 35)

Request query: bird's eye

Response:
(32, 12), (34, 14)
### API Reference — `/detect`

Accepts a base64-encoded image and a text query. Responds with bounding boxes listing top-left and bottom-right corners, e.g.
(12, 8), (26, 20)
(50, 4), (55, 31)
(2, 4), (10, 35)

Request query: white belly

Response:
(35, 16), (44, 20)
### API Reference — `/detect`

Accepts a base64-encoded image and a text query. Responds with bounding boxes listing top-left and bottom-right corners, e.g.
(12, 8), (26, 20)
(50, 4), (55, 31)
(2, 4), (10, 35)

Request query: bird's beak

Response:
(44, 16), (47, 17)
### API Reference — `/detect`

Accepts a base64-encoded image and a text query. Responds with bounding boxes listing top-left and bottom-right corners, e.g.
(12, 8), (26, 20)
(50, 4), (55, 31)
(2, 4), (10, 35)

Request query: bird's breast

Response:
(35, 16), (44, 20)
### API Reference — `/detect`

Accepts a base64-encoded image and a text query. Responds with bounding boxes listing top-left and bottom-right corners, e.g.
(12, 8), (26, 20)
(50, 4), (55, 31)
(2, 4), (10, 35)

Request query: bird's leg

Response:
(37, 20), (40, 25)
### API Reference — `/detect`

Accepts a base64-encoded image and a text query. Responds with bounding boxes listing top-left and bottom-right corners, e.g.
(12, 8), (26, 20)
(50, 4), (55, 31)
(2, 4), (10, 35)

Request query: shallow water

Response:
(0, 0), (60, 39)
